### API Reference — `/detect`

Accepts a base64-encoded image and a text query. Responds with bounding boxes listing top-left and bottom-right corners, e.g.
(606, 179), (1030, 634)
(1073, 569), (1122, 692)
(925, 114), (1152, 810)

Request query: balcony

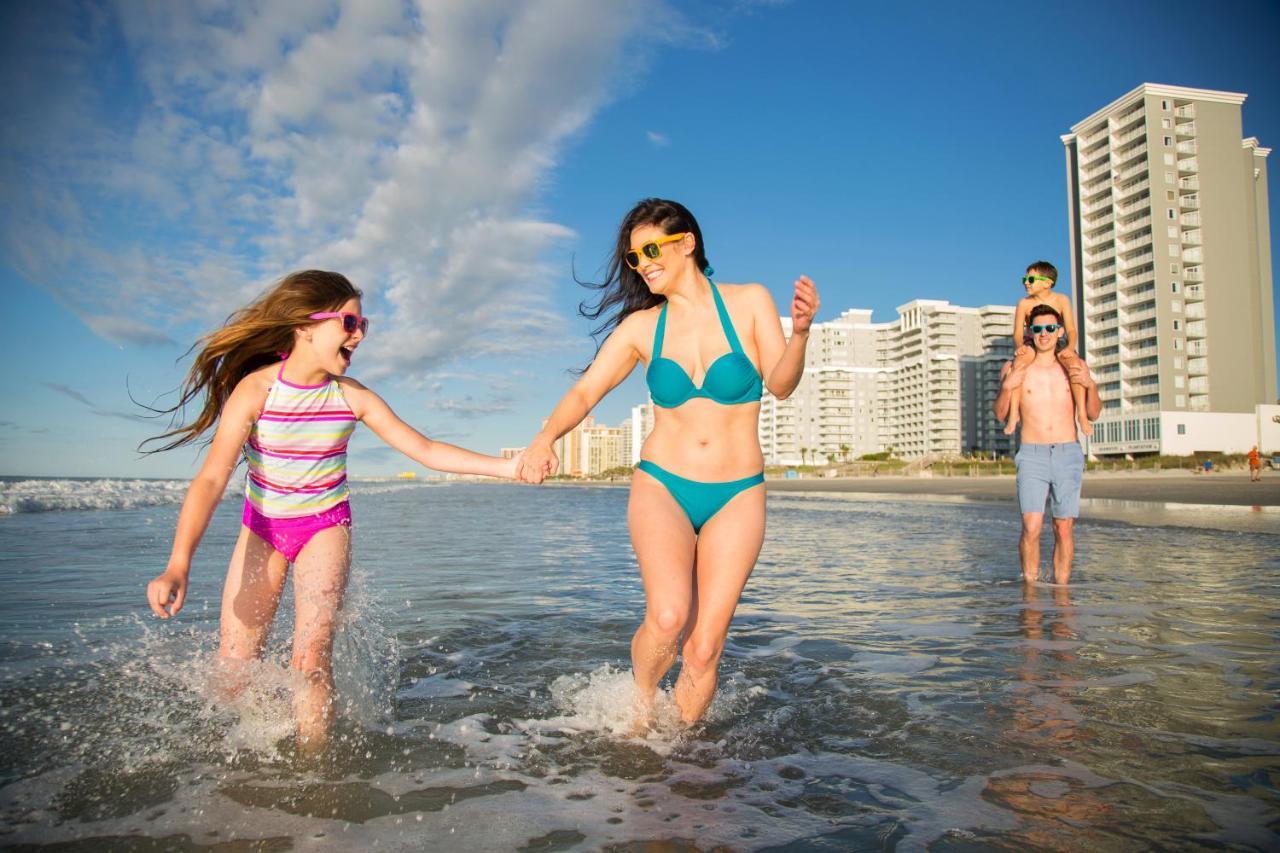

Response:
(1090, 349), (1120, 366)
(1185, 302), (1206, 319)
(1115, 162), (1148, 183)
(1177, 139), (1198, 156)
(1115, 178), (1150, 203)
(1178, 157), (1198, 173)
(1119, 251), (1155, 270)
(1121, 326), (1158, 344)
(1179, 176), (1199, 191)
(1182, 228), (1202, 246)
(1115, 231), (1151, 253)
(1180, 195), (1199, 210)
(1189, 377), (1210, 394)
(1188, 357), (1208, 376)
(1187, 339), (1208, 356)
(1126, 307), (1158, 324)
(1099, 386), (1122, 401)
(1085, 212), (1116, 235)
(1184, 283), (1203, 301)
(1116, 196), (1151, 217)
(1081, 159), (1112, 182)
(1175, 104), (1196, 120)
(1176, 121), (1196, 137)
(1183, 266), (1204, 282)
(1120, 269), (1156, 289)
(1180, 211), (1201, 227)
(1186, 320), (1207, 338)
(1112, 107), (1145, 134)
(1117, 214), (1152, 235)
(1182, 247), (1203, 263)
(1086, 247), (1116, 267)
(1190, 395), (1211, 412)
(1089, 282), (1117, 300)
(1126, 363), (1160, 380)
(1081, 195), (1114, 216)
(1112, 124), (1147, 147)
(1088, 304), (1119, 323)
(1113, 142), (1148, 169)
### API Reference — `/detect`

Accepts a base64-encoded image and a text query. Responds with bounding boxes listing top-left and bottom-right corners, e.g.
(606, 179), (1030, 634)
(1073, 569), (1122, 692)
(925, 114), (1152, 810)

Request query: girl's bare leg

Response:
(628, 470), (697, 723)
(217, 526), (289, 692)
(675, 484), (765, 723)
(1072, 382), (1092, 436)
(290, 524), (351, 754)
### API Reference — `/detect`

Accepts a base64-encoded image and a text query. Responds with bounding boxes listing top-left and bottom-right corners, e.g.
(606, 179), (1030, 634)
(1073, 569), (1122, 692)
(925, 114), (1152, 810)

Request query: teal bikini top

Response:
(646, 279), (763, 409)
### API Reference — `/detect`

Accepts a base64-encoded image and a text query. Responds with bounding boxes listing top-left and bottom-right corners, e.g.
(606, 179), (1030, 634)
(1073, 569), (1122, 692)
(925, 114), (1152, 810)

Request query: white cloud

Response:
(1, 0), (657, 384)
(646, 130), (670, 147)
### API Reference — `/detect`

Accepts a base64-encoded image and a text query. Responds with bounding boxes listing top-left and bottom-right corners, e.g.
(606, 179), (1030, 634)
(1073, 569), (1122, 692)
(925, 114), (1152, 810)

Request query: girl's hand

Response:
(502, 452), (523, 481)
(147, 568), (189, 619)
(790, 275), (819, 335)
(516, 440), (558, 484)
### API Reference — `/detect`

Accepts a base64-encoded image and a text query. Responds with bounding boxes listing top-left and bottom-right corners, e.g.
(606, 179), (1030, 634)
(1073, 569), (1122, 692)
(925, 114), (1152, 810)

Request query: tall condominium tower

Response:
(1062, 83), (1274, 456)
(759, 301), (1014, 464)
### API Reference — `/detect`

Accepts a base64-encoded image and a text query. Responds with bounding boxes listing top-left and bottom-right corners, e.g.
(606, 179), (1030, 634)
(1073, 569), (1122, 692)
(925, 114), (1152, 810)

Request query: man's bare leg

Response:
(1051, 517), (1075, 585)
(1020, 512), (1044, 583)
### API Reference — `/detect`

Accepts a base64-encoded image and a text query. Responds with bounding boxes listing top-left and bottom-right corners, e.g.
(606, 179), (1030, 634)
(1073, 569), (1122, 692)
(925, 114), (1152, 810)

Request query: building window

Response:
(1167, 225), (1179, 238)
(1164, 153), (1175, 165)
(1165, 171), (1174, 184)
(1164, 135), (1172, 146)
(1169, 245), (1179, 256)
(1170, 263), (1179, 274)
(1162, 99), (1170, 111)
(1167, 190), (1176, 201)
(1173, 319), (1181, 331)
(1176, 394), (1186, 407)
(1162, 118), (1172, 129)
(1174, 338), (1183, 350)
(1177, 423), (1186, 435)
(1175, 375), (1185, 388)
(1172, 301), (1182, 312)
(1174, 356), (1184, 368)
(1167, 208), (1176, 220)
(1171, 281), (1179, 293)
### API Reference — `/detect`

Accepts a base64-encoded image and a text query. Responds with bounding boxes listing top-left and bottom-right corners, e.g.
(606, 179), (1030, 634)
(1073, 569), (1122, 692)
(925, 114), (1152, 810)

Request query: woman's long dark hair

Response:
(576, 198), (711, 368)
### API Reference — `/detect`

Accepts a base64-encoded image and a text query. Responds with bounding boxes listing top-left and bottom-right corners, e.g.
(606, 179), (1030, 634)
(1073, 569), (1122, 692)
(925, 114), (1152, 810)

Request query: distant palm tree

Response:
(800, 446), (809, 466)
(840, 443), (850, 462)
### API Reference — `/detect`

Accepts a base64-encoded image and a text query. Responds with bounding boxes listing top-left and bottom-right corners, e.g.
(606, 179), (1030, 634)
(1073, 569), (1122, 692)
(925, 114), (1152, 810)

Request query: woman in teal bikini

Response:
(518, 198), (818, 724)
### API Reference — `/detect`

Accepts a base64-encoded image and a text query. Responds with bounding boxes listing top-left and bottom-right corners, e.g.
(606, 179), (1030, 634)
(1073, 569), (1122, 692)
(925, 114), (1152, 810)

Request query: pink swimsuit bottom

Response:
(242, 500), (352, 562)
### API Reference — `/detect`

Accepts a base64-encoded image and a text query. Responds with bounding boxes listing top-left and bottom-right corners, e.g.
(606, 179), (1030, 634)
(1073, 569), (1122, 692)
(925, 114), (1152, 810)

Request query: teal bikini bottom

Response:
(636, 460), (765, 534)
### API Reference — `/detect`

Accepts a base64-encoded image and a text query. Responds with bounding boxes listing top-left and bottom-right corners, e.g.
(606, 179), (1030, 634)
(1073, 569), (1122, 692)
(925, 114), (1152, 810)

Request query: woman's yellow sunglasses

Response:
(625, 232), (688, 269)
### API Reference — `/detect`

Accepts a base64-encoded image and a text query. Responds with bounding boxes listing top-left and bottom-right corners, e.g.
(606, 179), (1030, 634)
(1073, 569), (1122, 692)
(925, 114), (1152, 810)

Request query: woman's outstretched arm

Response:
(518, 315), (644, 483)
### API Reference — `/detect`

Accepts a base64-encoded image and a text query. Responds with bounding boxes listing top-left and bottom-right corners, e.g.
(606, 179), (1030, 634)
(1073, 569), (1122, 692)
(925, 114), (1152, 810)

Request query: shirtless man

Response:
(994, 304), (1102, 584)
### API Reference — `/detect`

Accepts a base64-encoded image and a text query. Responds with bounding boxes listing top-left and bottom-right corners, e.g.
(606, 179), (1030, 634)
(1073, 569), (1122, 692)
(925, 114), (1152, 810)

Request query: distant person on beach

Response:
(516, 198), (818, 726)
(994, 304), (1101, 584)
(1004, 261), (1091, 438)
(1248, 446), (1261, 481)
(143, 270), (519, 753)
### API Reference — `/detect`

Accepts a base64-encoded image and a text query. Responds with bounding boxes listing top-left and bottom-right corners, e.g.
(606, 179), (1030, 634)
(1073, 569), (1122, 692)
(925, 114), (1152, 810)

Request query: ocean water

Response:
(0, 477), (1277, 851)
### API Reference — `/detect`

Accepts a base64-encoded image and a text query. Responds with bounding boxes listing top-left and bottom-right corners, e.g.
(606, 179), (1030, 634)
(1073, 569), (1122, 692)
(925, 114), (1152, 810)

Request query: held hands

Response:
(515, 440), (558, 484)
(790, 275), (819, 335)
(147, 567), (188, 619)
(1061, 354), (1094, 389)
(1004, 345), (1034, 389)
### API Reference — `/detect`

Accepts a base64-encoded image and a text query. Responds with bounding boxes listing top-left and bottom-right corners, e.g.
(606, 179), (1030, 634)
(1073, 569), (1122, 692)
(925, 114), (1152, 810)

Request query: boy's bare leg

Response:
(1004, 385), (1023, 436)
(1057, 349), (1093, 436)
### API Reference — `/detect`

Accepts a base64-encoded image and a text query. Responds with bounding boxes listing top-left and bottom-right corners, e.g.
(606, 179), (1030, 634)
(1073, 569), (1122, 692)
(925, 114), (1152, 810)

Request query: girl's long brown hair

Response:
(141, 270), (362, 454)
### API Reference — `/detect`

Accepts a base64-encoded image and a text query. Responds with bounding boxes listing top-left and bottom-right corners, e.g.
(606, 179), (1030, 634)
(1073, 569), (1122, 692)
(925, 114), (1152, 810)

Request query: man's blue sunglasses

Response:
(1029, 323), (1061, 334)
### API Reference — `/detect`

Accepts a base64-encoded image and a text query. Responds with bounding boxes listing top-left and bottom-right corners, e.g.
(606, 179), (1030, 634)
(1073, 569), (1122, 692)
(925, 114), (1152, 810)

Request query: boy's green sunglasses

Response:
(1021, 274), (1054, 286)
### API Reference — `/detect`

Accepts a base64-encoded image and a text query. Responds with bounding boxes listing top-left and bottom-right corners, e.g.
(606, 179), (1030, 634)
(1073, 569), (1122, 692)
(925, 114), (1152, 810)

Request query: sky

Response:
(2, 0), (1278, 479)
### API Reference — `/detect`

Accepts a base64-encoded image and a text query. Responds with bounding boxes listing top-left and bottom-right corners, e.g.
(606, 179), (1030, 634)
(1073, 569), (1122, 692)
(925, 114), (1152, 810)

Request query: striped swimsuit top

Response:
(244, 359), (357, 519)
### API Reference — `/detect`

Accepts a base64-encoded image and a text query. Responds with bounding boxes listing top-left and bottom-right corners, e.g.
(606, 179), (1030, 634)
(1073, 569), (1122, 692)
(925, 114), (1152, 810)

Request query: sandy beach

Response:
(764, 470), (1280, 507)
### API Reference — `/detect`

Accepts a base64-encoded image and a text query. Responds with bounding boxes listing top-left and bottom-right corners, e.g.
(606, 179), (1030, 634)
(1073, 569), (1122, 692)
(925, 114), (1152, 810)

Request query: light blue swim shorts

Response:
(1015, 442), (1085, 518)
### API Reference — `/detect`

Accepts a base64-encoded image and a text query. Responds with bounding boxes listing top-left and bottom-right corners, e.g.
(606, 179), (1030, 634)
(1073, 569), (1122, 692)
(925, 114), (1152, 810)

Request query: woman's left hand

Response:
(790, 275), (819, 334)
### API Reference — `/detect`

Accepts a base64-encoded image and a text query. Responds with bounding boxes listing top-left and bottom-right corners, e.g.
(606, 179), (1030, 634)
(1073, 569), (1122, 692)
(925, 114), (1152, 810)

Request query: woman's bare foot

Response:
(1004, 417), (1020, 436)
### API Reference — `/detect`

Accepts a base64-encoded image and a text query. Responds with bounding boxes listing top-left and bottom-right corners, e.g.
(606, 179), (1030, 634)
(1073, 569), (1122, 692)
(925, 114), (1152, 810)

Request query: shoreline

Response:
(546, 470), (1280, 508)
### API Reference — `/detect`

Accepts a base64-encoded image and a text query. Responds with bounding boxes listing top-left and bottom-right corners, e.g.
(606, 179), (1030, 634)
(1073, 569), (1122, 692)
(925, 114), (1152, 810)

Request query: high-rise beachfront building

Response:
(544, 414), (639, 477)
(759, 301), (1015, 464)
(1062, 83), (1275, 457)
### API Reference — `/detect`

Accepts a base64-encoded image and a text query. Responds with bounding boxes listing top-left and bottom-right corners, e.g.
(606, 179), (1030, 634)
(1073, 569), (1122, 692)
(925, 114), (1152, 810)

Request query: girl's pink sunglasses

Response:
(309, 312), (369, 335)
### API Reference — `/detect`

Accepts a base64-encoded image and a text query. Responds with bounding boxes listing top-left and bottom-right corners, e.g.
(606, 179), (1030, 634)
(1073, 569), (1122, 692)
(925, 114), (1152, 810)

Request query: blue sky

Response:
(2, 0), (1278, 479)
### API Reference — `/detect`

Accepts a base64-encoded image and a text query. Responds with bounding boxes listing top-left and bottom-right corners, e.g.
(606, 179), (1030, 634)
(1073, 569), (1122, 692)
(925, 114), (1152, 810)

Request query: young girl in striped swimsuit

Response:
(144, 270), (518, 752)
